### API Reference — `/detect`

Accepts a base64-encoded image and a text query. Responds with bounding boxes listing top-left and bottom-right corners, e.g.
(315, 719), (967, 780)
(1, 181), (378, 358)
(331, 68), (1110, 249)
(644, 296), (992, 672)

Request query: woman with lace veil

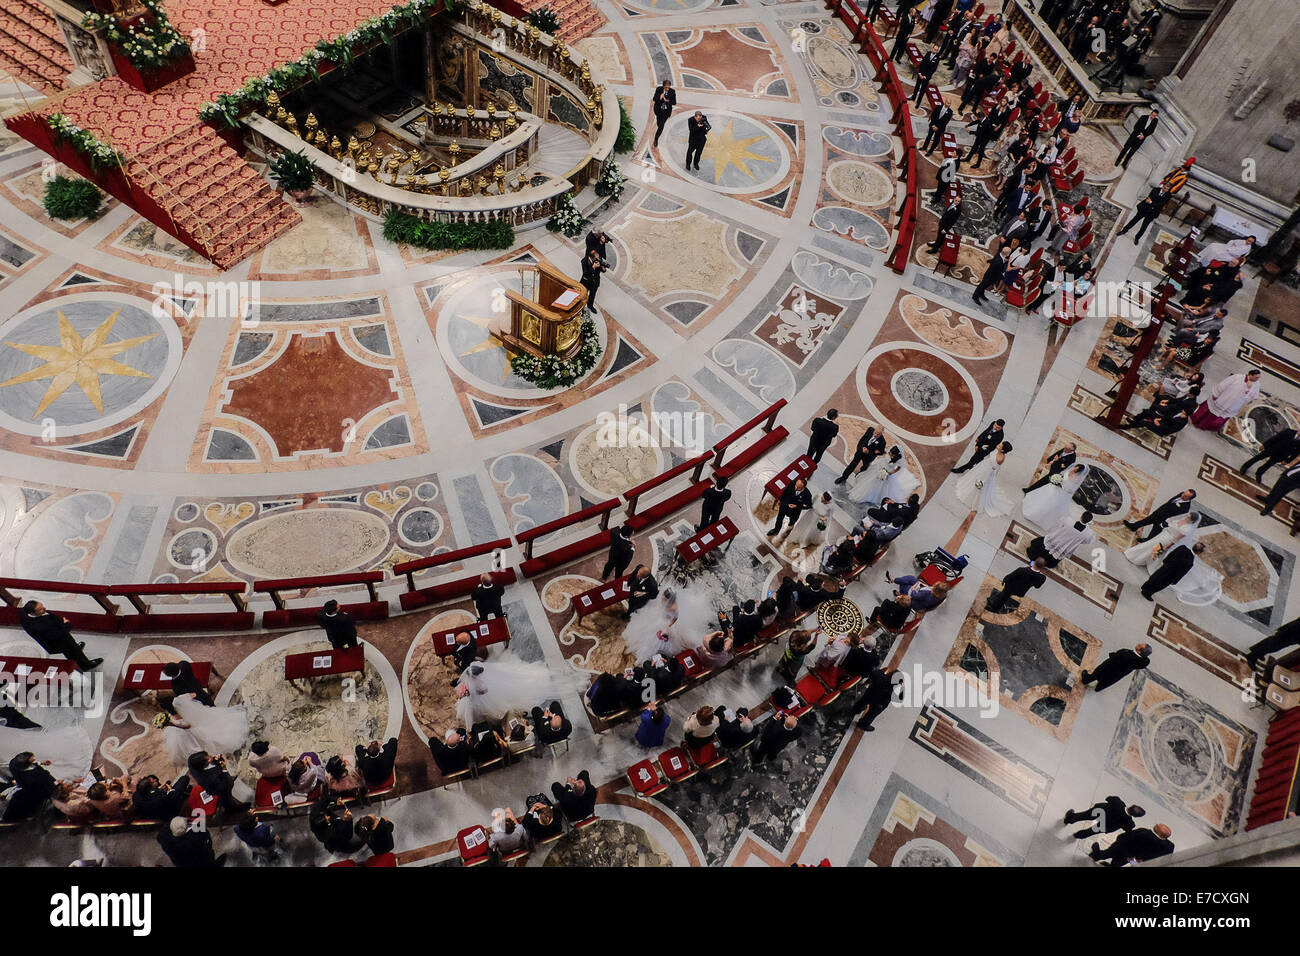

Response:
(455, 654), (555, 726)
(1123, 512), (1201, 570)
(954, 443), (1014, 517)
(1022, 463), (1090, 528)
(157, 692), (249, 766)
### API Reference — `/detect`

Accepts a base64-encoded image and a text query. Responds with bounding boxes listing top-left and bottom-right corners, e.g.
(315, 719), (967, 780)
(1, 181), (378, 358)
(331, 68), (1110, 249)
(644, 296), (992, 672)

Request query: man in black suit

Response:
(768, 477), (812, 537)
(924, 0), (953, 41)
(585, 229), (609, 260)
(869, 593), (912, 630)
(624, 564), (659, 616)
(925, 196), (963, 254)
(1246, 617), (1300, 667)
(912, 44), (941, 105)
(552, 770), (597, 822)
(160, 659), (214, 709)
(1260, 460), (1300, 517)
(308, 795), (363, 854)
(836, 425), (887, 483)
(1115, 106), (1158, 168)
(685, 111), (711, 172)
(132, 773), (192, 820)
(1242, 429), (1300, 483)
(985, 558), (1048, 612)
(355, 737), (398, 787)
(601, 525), (635, 579)
(471, 572), (506, 621)
(651, 80), (675, 147)
(751, 712), (801, 764)
(922, 100), (954, 154)
(698, 475), (731, 530)
(1022, 442), (1077, 493)
(580, 246), (605, 312)
(532, 701), (572, 745)
(807, 408), (839, 462)
(852, 668), (899, 731)
(971, 246), (1008, 305)
(1124, 488), (1195, 540)
(429, 729), (472, 775)
(952, 419), (1005, 473)
(962, 109), (999, 169)
(1090, 823), (1175, 866)
(2, 751), (56, 821)
(1117, 183), (1174, 244)
(158, 816), (224, 868)
(1141, 544), (1200, 601)
(315, 600), (358, 650)
(187, 751), (248, 813)
(18, 601), (101, 671)
(1064, 796), (1144, 840)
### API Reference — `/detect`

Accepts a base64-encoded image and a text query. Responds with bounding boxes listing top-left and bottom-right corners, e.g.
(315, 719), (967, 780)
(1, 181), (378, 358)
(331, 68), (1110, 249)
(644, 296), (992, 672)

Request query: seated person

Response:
(132, 773), (192, 820)
(697, 630), (734, 669)
(247, 740), (290, 780)
(233, 810), (280, 861)
(87, 776), (134, 821)
(771, 685), (800, 713)
(488, 807), (529, 857)
(551, 770), (597, 823)
(469, 721), (504, 762)
(869, 593), (913, 631)
(586, 671), (633, 717)
(716, 706), (758, 748)
(730, 600), (763, 647)
(428, 728), (472, 775)
(887, 573), (949, 611)
(522, 797), (563, 841)
(756, 597), (779, 629)
(52, 780), (95, 823)
(635, 703), (671, 748)
(815, 632), (854, 669)
(531, 701), (572, 745)
(822, 536), (858, 575)
(794, 575), (828, 611)
(682, 705), (719, 748)
(285, 755), (328, 804)
(308, 795), (363, 855)
(646, 653), (685, 697)
(324, 755), (364, 796)
(500, 710), (535, 757)
(354, 738), (398, 787)
(355, 814), (395, 856)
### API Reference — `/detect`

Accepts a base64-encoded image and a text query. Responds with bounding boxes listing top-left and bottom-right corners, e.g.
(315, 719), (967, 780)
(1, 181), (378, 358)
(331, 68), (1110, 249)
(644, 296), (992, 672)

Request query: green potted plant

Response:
(43, 175), (103, 221)
(270, 149), (316, 200)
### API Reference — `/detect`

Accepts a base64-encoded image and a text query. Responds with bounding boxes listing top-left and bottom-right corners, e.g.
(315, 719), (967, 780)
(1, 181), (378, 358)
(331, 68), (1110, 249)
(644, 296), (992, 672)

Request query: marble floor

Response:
(0, 0), (1295, 869)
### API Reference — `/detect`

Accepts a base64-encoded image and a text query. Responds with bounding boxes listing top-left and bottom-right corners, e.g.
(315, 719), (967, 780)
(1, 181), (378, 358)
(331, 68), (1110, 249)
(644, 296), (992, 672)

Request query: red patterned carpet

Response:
(0, 0), (74, 95)
(519, 0), (606, 42)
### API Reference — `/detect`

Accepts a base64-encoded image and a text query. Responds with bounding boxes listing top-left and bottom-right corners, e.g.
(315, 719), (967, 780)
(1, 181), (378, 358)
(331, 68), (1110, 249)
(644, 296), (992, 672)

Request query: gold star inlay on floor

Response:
(0, 309), (158, 417)
(456, 313), (512, 382)
(697, 119), (774, 182)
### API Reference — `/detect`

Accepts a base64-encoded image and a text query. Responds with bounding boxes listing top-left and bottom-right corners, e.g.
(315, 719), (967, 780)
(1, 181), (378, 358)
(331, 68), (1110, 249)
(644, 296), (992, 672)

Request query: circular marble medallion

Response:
(542, 819), (672, 867)
(826, 160), (895, 207)
(1072, 464), (1124, 516)
(174, 502), (200, 523)
(1149, 711), (1216, 790)
(894, 837), (961, 867)
(657, 109), (790, 195)
(891, 368), (949, 415)
(225, 508), (391, 578)
(398, 507), (443, 547)
(857, 342), (982, 445)
(569, 419), (665, 502)
(167, 528), (217, 571)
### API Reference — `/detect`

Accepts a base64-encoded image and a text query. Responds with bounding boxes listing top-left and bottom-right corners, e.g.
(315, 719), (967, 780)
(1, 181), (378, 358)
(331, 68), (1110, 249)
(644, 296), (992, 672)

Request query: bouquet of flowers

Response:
(816, 519), (827, 532)
(546, 191), (588, 238)
(1049, 473), (1064, 486)
(1152, 542), (1165, 557)
(878, 467), (889, 480)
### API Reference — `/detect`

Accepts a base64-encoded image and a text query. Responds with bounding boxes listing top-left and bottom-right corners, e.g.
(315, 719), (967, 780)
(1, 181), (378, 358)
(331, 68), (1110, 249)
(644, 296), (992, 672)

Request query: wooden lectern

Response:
(496, 256), (587, 360)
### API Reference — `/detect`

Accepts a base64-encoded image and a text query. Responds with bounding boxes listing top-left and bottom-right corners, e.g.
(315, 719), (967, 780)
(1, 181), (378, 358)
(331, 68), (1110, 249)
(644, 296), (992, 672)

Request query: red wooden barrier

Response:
(0, 577), (121, 633)
(107, 582), (254, 632)
(253, 571), (388, 629)
(712, 399), (789, 478)
(516, 498), (621, 578)
(392, 539), (516, 612)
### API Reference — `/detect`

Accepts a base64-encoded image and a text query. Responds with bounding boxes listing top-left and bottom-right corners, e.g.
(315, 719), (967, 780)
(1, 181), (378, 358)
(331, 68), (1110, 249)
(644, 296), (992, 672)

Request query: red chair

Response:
(687, 740), (728, 771)
(187, 787), (220, 818)
(678, 649), (710, 681)
(1076, 195), (1090, 210)
(796, 670), (840, 707)
(771, 687), (813, 718)
(815, 662), (864, 693)
(1063, 227), (1093, 255)
(254, 776), (288, 817)
(365, 771), (396, 801)
(364, 851), (397, 867)
(627, 759), (669, 797)
(935, 233), (961, 275)
(658, 746), (699, 783)
(457, 825), (491, 866)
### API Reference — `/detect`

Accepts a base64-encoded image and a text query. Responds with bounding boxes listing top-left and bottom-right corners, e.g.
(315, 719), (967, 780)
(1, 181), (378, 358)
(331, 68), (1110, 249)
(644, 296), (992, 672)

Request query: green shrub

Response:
(526, 7), (561, 34)
(615, 98), (636, 154)
(381, 209), (515, 250)
(43, 175), (103, 221)
(269, 149), (316, 192)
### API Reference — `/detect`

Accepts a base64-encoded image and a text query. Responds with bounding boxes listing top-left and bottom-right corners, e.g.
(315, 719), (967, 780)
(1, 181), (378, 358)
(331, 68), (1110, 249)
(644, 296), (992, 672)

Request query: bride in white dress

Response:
(1170, 551), (1224, 606)
(783, 492), (833, 549)
(1022, 463), (1089, 529)
(954, 444), (1013, 517)
(1123, 513), (1201, 570)
(622, 586), (714, 663)
(455, 653), (554, 726)
(158, 692), (249, 765)
(849, 447), (920, 507)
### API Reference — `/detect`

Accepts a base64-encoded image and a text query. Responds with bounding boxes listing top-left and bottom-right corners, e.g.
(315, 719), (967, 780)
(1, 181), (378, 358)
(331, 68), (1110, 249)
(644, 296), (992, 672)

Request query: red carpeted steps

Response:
(0, 0), (74, 94)
(519, 0), (606, 43)
(1245, 707), (1300, 831)
(123, 123), (300, 270)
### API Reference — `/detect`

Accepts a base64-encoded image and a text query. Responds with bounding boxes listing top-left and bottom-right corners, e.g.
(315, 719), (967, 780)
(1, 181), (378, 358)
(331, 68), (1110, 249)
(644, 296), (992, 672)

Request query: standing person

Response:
(2, 752), (56, 822)
(697, 475), (731, 530)
(922, 99), (954, 154)
(472, 572), (506, 621)
(807, 408), (839, 462)
(1245, 618), (1300, 667)
(925, 0), (953, 41)
(602, 525), (635, 580)
(1258, 459), (1300, 517)
(1139, 543), (1202, 600)
(585, 229), (609, 260)
(158, 816), (224, 868)
(890, 6), (915, 62)
(551, 770), (597, 824)
(1021, 441), (1077, 493)
(912, 43), (941, 104)
(768, 476), (812, 537)
(1090, 824), (1175, 866)
(1191, 369), (1261, 432)
(1158, 156), (1194, 195)
(1028, 511), (1096, 568)
(1123, 489), (1195, 541)
(580, 246), (605, 313)
(962, 109), (998, 168)
(1063, 797), (1144, 840)
(651, 79), (675, 148)
(985, 558), (1047, 612)
(685, 111), (711, 172)
(853, 668), (899, 731)
(1115, 106), (1158, 168)
(315, 600), (358, 649)
(953, 441), (1014, 516)
(635, 703), (671, 748)
(1117, 183), (1173, 244)
(952, 419), (1005, 473)
(750, 713), (801, 766)
(925, 195), (963, 253)
(1081, 643), (1152, 690)
(971, 246), (1008, 305)
(783, 491), (832, 550)
(18, 601), (102, 671)
(836, 424), (888, 484)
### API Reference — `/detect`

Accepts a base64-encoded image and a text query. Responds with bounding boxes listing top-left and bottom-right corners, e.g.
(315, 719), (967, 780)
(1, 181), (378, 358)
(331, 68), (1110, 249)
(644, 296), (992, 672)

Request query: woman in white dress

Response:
(455, 654), (554, 726)
(157, 692), (249, 766)
(1022, 463), (1090, 529)
(623, 586), (714, 662)
(784, 492), (832, 549)
(849, 447), (920, 507)
(954, 443), (1014, 517)
(1123, 513), (1201, 570)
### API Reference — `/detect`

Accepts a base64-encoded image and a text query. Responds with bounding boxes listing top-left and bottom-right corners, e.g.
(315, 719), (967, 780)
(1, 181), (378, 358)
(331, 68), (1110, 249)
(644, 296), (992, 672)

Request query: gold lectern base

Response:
(494, 330), (583, 362)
